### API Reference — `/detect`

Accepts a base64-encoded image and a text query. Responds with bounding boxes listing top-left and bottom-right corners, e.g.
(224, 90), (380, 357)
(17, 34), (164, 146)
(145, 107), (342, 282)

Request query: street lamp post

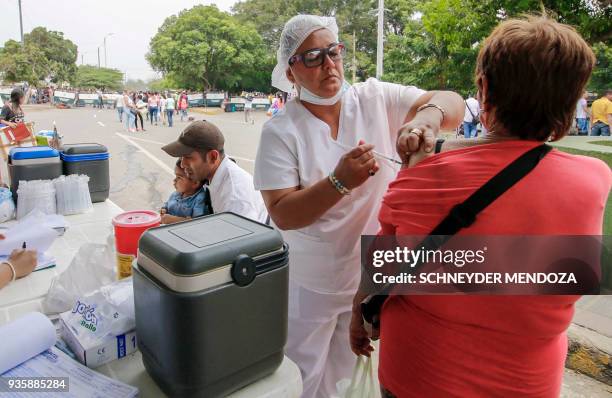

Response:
(103, 33), (114, 68)
(97, 47), (101, 68)
(18, 0), (24, 45)
(376, 0), (384, 79)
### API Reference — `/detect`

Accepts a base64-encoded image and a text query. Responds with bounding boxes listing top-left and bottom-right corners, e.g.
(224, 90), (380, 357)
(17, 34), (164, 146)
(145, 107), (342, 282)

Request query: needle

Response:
(331, 140), (402, 165)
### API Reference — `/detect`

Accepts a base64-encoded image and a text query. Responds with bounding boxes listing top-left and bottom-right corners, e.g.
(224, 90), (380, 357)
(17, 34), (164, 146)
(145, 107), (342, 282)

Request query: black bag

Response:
(465, 99), (479, 127)
(361, 144), (553, 328)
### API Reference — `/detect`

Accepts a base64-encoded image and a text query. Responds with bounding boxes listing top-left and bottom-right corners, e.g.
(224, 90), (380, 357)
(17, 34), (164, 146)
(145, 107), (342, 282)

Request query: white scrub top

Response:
(209, 156), (268, 224)
(254, 78), (425, 293)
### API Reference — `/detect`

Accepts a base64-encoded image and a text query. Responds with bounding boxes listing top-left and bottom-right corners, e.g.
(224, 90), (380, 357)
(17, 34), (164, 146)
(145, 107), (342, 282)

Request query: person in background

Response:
(163, 120), (268, 223)
(135, 95), (147, 132)
(575, 91), (589, 135)
(116, 93), (125, 123)
(463, 93), (480, 138)
(350, 16), (611, 398)
(166, 94), (175, 127)
(179, 93), (188, 122)
(148, 92), (158, 126)
(160, 94), (167, 126)
(160, 159), (211, 224)
(244, 96), (254, 124)
(123, 91), (136, 133)
(590, 89), (612, 136)
(0, 88), (25, 128)
(0, 236), (37, 290)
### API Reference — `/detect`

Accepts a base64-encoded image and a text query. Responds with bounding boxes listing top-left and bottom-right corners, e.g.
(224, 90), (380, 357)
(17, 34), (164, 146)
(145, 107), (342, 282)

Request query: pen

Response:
(331, 140), (402, 165)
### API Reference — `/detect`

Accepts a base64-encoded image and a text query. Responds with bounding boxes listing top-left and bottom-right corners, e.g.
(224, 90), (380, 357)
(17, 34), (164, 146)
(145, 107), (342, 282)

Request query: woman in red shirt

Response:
(350, 16), (611, 397)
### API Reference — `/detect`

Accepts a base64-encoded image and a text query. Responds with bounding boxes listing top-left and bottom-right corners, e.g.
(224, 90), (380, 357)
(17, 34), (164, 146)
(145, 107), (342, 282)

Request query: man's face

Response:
(180, 150), (212, 182)
(606, 92), (612, 101)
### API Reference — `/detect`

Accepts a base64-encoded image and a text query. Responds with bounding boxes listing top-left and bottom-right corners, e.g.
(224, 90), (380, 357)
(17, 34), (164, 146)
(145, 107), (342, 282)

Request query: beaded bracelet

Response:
(328, 172), (351, 195)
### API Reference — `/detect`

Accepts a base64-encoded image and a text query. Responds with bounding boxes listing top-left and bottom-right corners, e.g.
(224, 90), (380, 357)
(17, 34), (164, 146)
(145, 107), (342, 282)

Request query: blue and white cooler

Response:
(8, 146), (62, 197)
(61, 143), (110, 203)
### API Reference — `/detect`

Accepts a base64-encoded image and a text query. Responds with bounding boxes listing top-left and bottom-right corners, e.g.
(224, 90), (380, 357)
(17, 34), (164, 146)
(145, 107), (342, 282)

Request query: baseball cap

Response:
(162, 120), (225, 157)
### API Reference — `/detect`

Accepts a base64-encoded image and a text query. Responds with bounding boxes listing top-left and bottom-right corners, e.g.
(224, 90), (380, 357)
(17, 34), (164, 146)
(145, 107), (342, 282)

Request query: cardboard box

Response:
(59, 314), (138, 368)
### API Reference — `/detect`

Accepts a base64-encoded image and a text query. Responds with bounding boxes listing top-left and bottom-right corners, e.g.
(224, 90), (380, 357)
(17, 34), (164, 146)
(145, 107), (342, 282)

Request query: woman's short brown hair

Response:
(476, 16), (595, 141)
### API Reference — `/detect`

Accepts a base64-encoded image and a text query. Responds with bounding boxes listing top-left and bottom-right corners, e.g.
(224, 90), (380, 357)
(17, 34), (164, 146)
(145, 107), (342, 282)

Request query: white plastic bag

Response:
(336, 355), (382, 398)
(61, 278), (135, 347)
(42, 238), (116, 315)
(54, 175), (93, 215)
(0, 187), (15, 222)
(17, 179), (56, 219)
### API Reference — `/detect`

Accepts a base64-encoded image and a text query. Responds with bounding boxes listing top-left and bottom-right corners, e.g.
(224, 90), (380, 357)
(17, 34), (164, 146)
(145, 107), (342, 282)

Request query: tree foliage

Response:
(75, 65), (123, 91)
(0, 27), (78, 86)
(147, 5), (270, 92)
(230, 0), (610, 94)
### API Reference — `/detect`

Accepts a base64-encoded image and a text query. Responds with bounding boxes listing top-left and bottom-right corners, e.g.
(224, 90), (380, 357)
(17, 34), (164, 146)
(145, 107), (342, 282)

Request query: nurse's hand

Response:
(350, 303), (376, 357)
(396, 122), (438, 165)
(334, 140), (380, 189)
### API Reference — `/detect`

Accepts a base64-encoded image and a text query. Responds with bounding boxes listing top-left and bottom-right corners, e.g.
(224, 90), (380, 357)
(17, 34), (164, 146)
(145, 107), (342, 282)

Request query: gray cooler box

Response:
(61, 143), (110, 202)
(8, 146), (62, 198)
(133, 212), (289, 398)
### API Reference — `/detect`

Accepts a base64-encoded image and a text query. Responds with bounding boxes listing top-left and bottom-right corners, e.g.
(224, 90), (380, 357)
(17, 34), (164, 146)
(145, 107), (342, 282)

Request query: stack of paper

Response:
(0, 210), (63, 272)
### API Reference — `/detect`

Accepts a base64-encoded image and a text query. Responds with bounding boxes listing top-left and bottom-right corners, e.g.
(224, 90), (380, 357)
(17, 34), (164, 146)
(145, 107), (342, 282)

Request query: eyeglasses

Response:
(288, 42), (346, 68)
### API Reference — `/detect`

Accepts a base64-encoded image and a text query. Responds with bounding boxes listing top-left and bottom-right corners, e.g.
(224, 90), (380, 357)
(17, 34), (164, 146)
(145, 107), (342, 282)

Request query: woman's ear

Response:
(286, 68), (296, 85)
(477, 75), (489, 110)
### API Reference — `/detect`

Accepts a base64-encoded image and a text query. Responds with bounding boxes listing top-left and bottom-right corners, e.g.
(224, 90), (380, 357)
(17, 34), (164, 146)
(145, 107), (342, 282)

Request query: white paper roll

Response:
(0, 312), (56, 374)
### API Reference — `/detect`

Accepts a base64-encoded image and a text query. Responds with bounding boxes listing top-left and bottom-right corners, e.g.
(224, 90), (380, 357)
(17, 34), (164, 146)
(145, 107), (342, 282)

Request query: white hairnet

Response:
(271, 15), (339, 92)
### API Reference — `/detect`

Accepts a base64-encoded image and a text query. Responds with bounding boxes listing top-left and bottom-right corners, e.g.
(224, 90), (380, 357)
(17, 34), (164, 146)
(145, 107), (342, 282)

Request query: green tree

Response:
(75, 65), (123, 91)
(0, 27), (78, 86)
(0, 40), (49, 85)
(589, 42), (611, 94)
(147, 5), (270, 91)
(25, 27), (78, 84)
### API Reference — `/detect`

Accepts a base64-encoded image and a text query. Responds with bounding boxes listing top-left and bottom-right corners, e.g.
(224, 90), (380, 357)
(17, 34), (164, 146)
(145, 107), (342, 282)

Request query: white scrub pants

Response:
(286, 279), (356, 398)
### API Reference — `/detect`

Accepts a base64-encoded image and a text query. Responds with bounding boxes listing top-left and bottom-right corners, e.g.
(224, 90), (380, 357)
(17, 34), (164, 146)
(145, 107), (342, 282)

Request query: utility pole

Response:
(103, 33), (114, 67)
(376, 0), (384, 79)
(81, 53), (84, 65)
(97, 47), (101, 68)
(18, 0), (24, 45)
(352, 31), (357, 83)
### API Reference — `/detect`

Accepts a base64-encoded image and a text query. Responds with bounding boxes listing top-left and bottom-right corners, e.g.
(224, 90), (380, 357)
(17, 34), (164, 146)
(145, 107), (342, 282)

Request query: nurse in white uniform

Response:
(253, 15), (463, 398)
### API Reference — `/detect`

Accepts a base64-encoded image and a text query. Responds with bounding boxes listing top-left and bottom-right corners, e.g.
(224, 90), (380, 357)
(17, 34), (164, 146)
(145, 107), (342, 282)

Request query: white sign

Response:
(0, 88), (12, 95)
(103, 93), (121, 100)
(188, 93), (204, 101)
(230, 97), (246, 104)
(252, 98), (270, 105)
(79, 93), (98, 100)
(54, 91), (76, 99)
(206, 93), (225, 100)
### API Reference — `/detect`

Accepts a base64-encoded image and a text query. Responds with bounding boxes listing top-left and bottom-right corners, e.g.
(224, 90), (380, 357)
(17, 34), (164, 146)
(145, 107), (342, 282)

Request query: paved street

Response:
(19, 104), (265, 212)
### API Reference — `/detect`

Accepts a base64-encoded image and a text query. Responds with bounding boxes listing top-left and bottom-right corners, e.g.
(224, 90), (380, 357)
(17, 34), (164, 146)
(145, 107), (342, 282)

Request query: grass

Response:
(588, 140), (612, 148)
(555, 146), (612, 235)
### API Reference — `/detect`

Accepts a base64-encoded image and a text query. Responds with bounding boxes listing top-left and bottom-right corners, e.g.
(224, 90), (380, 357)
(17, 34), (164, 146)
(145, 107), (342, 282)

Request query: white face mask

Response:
(299, 80), (350, 106)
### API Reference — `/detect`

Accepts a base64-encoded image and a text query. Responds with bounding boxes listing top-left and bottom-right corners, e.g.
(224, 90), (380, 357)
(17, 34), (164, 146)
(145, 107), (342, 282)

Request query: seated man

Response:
(162, 120), (268, 223)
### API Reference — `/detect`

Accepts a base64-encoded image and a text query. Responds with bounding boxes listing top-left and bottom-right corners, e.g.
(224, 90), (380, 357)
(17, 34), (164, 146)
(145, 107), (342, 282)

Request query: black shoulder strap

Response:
(361, 144), (553, 325)
(465, 99), (478, 121)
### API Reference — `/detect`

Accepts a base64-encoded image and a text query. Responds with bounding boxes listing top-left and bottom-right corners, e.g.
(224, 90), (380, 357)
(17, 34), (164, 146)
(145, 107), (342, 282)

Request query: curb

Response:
(566, 323), (612, 386)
